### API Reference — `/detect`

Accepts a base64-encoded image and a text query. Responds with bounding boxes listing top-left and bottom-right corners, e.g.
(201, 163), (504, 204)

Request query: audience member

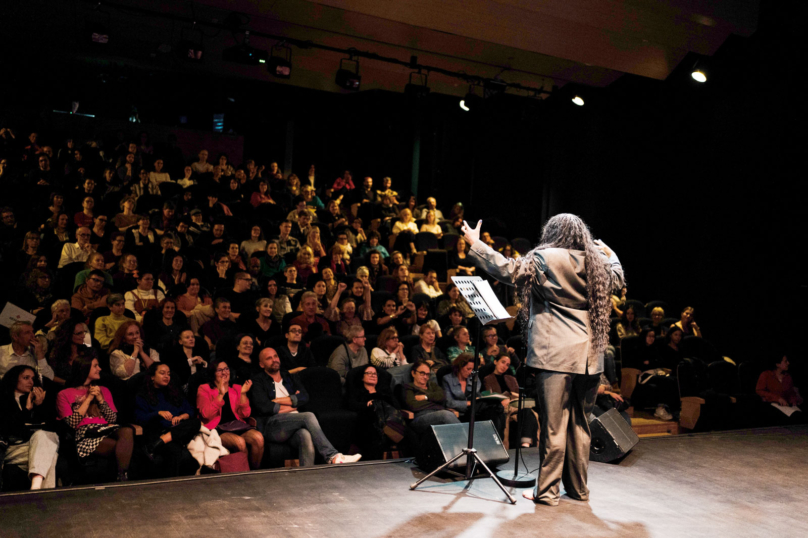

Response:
(483, 354), (539, 448)
(402, 360), (460, 436)
(56, 355), (134, 482)
(370, 327), (408, 370)
(672, 306), (702, 337)
(94, 294), (129, 350)
(327, 325), (369, 385)
(0, 321), (54, 381)
(249, 347), (361, 466)
(197, 358), (264, 469)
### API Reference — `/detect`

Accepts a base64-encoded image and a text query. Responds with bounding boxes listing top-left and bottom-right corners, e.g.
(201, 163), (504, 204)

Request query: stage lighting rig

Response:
(268, 43), (292, 78)
(222, 31), (267, 66)
(336, 58), (361, 90)
(404, 72), (430, 97)
(459, 85), (481, 111)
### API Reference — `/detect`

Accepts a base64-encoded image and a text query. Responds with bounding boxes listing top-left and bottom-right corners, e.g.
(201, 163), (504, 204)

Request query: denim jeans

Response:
(410, 409), (460, 436)
(257, 412), (338, 466)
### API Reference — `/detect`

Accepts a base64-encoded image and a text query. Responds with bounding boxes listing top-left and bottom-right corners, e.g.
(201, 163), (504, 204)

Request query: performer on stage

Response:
(462, 214), (624, 506)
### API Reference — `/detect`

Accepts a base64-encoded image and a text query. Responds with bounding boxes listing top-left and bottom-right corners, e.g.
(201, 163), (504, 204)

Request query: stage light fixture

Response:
(459, 85), (481, 111)
(268, 44), (292, 78)
(405, 72), (430, 97)
(572, 95), (585, 106)
(336, 58), (361, 91)
(222, 31), (267, 66)
(691, 69), (707, 83)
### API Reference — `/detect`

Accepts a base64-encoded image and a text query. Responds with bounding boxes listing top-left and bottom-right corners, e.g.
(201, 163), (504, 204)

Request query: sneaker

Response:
(654, 405), (673, 421)
(331, 453), (363, 464)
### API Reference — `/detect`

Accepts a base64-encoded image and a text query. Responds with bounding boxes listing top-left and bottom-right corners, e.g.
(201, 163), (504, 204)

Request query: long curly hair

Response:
(515, 213), (615, 361)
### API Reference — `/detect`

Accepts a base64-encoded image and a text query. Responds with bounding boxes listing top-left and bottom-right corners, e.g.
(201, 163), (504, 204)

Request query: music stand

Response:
(410, 276), (516, 504)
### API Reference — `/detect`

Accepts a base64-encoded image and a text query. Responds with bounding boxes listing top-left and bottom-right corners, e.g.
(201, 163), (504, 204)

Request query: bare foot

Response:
(522, 490), (535, 501)
(522, 490), (559, 506)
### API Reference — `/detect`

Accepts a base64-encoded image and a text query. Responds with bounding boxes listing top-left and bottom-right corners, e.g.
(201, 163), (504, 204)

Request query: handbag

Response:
(216, 451), (250, 473)
(370, 400), (406, 443)
(216, 420), (254, 434)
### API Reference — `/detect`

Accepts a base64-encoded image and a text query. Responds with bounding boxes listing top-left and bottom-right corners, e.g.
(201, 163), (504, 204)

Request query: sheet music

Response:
(451, 276), (512, 325)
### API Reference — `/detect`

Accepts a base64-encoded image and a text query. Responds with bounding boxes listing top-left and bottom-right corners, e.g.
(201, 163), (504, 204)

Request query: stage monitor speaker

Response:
(417, 421), (510, 473)
(589, 408), (639, 463)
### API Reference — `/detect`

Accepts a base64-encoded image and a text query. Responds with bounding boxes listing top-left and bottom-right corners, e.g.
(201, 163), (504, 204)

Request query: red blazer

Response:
(196, 384), (251, 430)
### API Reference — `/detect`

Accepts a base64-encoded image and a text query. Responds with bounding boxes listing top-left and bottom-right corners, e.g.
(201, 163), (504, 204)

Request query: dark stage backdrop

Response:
(1, 1), (805, 371)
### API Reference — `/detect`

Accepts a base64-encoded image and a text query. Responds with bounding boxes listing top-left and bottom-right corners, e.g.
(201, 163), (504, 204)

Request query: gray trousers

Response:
(534, 370), (600, 505)
(257, 412), (339, 467)
(4, 430), (60, 489)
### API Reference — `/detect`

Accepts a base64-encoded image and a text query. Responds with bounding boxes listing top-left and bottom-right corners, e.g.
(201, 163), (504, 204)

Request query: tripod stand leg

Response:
(410, 449), (472, 490)
(470, 453), (517, 504)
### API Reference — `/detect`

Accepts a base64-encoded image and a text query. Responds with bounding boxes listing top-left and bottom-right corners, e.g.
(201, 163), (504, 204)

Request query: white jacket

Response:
(186, 426), (229, 474)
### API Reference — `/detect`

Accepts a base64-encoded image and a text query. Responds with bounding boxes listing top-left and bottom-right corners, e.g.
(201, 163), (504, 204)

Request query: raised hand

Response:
(241, 380), (252, 394)
(461, 220), (482, 246)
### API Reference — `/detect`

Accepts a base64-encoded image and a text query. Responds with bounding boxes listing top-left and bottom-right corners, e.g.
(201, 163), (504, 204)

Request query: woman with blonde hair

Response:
(293, 245), (318, 284)
(392, 208), (418, 257)
(113, 195), (140, 231)
(304, 228), (327, 266)
(419, 209), (442, 239)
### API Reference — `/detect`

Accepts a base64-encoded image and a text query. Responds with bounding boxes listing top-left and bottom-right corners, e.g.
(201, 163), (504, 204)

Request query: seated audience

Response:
(135, 363), (200, 477)
(276, 324), (316, 374)
(448, 237), (475, 276)
(0, 321), (54, 381)
(346, 364), (413, 460)
(483, 354), (539, 448)
(446, 326), (475, 362)
(402, 360), (460, 436)
(370, 327), (408, 370)
(289, 292), (331, 337)
(756, 354), (804, 424)
(71, 269), (110, 319)
(48, 320), (92, 386)
(124, 272), (165, 322)
(200, 298), (238, 350)
(197, 358), (264, 469)
(56, 355), (134, 482)
(413, 270), (442, 298)
(0, 365), (59, 489)
(442, 353), (505, 439)
(109, 320), (160, 382)
(249, 347), (361, 466)
(161, 329), (209, 395)
(616, 306), (641, 340)
(94, 294), (129, 350)
(672, 306), (702, 337)
(327, 325), (369, 385)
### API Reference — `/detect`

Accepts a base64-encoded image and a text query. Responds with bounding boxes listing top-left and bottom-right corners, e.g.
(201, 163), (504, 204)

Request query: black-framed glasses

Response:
(215, 367), (230, 374)
(414, 370), (430, 377)
(288, 328), (303, 334)
(364, 371), (378, 377)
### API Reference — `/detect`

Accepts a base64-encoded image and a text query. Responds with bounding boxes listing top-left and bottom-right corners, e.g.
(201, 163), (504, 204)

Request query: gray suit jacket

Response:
(468, 242), (624, 375)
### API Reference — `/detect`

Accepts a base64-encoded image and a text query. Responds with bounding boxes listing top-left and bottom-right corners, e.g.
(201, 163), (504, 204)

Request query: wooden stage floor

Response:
(2, 426), (807, 538)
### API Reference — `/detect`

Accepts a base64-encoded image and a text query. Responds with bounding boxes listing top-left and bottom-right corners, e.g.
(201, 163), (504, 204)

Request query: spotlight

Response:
(222, 31), (267, 66)
(690, 60), (708, 83)
(336, 58), (361, 91)
(459, 85), (481, 111)
(268, 43), (292, 78)
(404, 72), (430, 97)
(572, 95), (585, 106)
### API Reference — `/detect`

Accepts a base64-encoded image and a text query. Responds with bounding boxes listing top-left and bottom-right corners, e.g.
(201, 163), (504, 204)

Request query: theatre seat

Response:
(298, 367), (358, 457)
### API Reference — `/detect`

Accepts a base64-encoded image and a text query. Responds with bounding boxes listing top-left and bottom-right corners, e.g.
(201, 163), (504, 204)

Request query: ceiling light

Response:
(572, 96), (585, 106)
(405, 72), (430, 97)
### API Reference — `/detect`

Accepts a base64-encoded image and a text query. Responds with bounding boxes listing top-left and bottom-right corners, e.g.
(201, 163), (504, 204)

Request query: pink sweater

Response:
(196, 384), (251, 430)
(57, 386), (117, 428)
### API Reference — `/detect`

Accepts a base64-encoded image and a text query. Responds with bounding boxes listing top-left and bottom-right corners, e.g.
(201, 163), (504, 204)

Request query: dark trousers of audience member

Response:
(95, 426), (135, 473)
(410, 409), (460, 437)
(534, 370), (600, 506)
(148, 418), (202, 477)
(632, 375), (680, 412)
(603, 347), (617, 385)
(256, 412), (339, 466)
(761, 405), (805, 426)
(356, 422), (418, 460)
(459, 401), (507, 441)
(512, 407), (540, 446)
